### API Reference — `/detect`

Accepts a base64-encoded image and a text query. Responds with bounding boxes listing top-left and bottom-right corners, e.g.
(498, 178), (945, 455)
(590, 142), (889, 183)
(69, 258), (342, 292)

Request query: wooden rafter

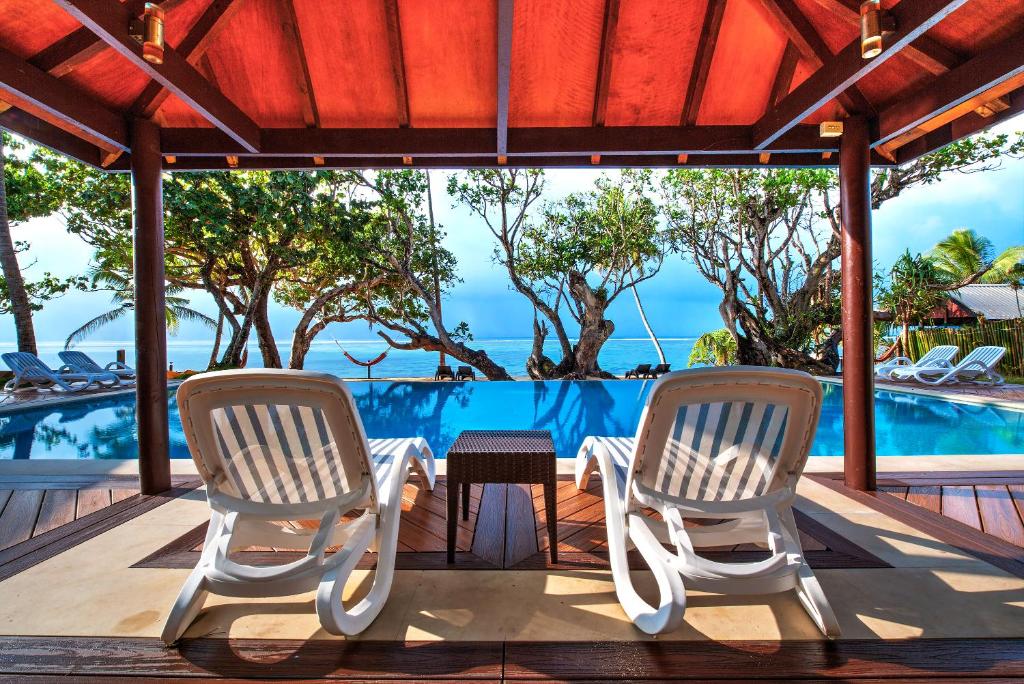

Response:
(0, 46), (127, 151)
(803, 0), (960, 75)
(29, 0), (186, 76)
(592, 0), (620, 127)
(281, 0), (320, 128)
(53, 0), (260, 152)
(753, 0), (971, 149)
(876, 29), (1024, 147)
(0, 107), (105, 167)
(383, 0), (411, 128)
(767, 42), (801, 110)
(157, 124), (838, 157)
(757, 0), (873, 114)
(496, 0), (514, 157)
(680, 0), (726, 126)
(130, 0), (242, 120)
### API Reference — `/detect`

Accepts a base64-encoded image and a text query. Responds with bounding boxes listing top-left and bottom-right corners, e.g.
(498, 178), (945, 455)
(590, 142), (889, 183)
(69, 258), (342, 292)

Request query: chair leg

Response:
(161, 566), (210, 645)
(780, 508), (840, 637)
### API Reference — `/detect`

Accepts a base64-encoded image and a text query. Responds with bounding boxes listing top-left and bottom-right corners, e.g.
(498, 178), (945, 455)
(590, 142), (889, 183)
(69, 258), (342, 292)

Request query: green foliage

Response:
(927, 228), (1024, 285)
(876, 250), (947, 332)
(687, 329), (738, 367)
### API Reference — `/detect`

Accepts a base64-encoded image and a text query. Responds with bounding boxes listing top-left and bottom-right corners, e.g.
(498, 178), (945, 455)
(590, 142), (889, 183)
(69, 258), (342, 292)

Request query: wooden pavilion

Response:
(1, 0), (1023, 495)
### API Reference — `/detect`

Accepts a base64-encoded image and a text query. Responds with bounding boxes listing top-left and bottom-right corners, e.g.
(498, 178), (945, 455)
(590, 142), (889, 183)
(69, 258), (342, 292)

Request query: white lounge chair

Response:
(161, 369), (435, 644)
(2, 351), (119, 393)
(889, 345), (1005, 385)
(575, 367), (839, 637)
(874, 345), (957, 380)
(58, 350), (137, 383)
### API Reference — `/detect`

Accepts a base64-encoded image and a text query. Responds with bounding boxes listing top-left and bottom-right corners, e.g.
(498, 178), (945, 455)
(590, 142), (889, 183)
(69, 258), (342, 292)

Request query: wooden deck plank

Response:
(1009, 484), (1024, 531)
(31, 489), (77, 536)
(879, 485), (908, 500)
(471, 484), (506, 567)
(110, 487), (140, 504)
(0, 489), (44, 551)
(504, 484), (537, 567)
(976, 484), (1024, 548)
(941, 485), (983, 530)
(905, 485), (942, 513)
(0, 490), (12, 515)
(75, 489), (112, 518)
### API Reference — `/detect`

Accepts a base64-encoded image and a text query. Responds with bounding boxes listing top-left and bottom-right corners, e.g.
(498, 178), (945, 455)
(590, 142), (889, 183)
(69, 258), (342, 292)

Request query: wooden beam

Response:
(803, 0), (961, 75)
(159, 124), (839, 157)
(130, 0), (241, 119)
(281, 0), (320, 127)
(680, 0), (726, 126)
(496, 0), (514, 157)
(0, 46), (128, 151)
(757, 0), (873, 114)
(383, 0), (410, 128)
(875, 29), (1024, 147)
(753, 0), (971, 149)
(0, 107), (105, 167)
(767, 42), (801, 110)
(29, 0), (185, 76)
(53, 0), (261, 153)
(592, 0), (620, 127)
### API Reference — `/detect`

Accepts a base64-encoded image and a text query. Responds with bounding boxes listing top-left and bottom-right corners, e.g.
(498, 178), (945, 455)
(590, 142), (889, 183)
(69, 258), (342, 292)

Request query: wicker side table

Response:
(446, 430), (558, 564)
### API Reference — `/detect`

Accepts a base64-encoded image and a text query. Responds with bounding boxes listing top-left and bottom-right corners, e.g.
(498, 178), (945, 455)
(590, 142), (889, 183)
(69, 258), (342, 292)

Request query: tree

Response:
(875, 251), (947, 350)
(631, 284), (666, 365)
(0, 133), (85, 354)
(350, 170), (514, 380)
(927, 228), (1024, 285)
(64, 265), (216, 349)
(687, 329), (738, 367)
(663, 168), (842, 373)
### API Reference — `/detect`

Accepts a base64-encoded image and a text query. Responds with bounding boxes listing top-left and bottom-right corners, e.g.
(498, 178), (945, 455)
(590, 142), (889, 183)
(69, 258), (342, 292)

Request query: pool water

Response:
(1, 380), (1022, 460)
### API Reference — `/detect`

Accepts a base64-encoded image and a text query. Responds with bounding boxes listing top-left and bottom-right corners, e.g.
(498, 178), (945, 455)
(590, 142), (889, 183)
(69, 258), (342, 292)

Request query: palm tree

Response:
(928, 228), (1024, 285)
(631, 284), (666, 365)
(64, 267), (216, 349)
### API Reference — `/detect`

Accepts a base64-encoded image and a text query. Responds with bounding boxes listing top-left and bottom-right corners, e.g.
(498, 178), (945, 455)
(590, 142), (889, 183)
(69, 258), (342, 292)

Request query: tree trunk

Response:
(566, 271), (616, 379)
(631, 284), (665, 364)
(251, 285), (281, 368)
(207, 310), (224, 369)
(378, 328), (513, 381)
(526, 311), (557, 379)
(0, 144), (37, 355)
(426, 171), (446, 368)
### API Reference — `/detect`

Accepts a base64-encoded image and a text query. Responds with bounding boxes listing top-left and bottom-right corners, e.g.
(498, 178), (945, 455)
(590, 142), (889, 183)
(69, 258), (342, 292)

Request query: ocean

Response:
(11, 337), (700, 378)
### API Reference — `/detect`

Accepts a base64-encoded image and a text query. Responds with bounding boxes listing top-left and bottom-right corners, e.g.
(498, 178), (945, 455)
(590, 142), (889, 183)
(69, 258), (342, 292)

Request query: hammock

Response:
(342, 349), (388, 367)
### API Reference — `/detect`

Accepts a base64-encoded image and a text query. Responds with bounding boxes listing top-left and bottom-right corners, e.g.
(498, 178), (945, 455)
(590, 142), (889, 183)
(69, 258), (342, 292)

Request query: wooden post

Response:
(131, 118), (171, 494)
(839, 116), (876, 491)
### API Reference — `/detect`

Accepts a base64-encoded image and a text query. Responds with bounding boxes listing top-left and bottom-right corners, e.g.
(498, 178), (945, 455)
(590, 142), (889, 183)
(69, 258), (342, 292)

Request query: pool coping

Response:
(0, 380), (184, 416)
(818, 376), (1024, 412)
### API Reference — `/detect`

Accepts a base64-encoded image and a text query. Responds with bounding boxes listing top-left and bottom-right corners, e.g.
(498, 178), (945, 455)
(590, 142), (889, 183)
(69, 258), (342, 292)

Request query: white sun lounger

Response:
(58, 350), (136, 383)
(874, 345), (957, 381)
(889, 345), (1006, 385)
(161, 369), (435, 644)
(2, 351), (120, 393)
(575, 367), (839, 637)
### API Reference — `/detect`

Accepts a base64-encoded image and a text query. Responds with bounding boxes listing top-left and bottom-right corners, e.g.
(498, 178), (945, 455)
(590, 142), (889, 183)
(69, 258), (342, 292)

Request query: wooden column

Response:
(131, 118), (171, 494)
(839, 116), (876, 491)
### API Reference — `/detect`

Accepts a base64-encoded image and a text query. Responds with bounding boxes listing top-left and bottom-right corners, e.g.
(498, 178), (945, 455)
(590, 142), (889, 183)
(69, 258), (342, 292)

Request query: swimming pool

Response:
(1, 380), (1022, 460)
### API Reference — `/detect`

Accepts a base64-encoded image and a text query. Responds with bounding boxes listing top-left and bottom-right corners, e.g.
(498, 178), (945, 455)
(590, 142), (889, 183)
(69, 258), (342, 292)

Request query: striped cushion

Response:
(210, 402), (361, 504)
(641, 401), (789, 501)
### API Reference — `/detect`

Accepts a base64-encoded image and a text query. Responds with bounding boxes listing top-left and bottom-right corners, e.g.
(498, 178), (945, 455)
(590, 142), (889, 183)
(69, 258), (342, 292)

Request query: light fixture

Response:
(402, 156), (413, 166)
(758, 152), (771, 164)
(313, 156), (325, 166)
(590, 154), (601, 165)
(163, 155), (176, 164)
(819, 121), (844, 138)
(676, 153), (688, 165)
(141, 3), (165, 65)
(860, 1), (883, 59)
(226, 155), (238, 168)
(497, 155), (508, 166)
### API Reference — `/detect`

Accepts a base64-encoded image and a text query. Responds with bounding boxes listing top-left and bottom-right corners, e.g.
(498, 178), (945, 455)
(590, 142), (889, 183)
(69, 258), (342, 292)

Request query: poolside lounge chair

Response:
(58, 350), (137, 383)
(649, 363), (671, 377)
(456, 365), (476, 381)
(2, 351), (119, 393)
(624, 363), (652, 379)
(575, 367), (839, 637)
(434, 365), (454, 381)
(874, 345), (957, 381)
(889, 345), (1006, 386)
(161, 369), (436, 644)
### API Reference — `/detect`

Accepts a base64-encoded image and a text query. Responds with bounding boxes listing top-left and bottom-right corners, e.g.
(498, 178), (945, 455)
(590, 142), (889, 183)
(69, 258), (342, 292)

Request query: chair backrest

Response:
(2, 352), (52, 376)
(176, 369), (376, 513)
(916, 345), (958, 367)
(437, 365), (453, 375)
(958, 345), (1005, 369)
(59, 350), (103, 373)
(627, 367), (821, 504)
(653, 363), (671, 373)
(636, 364), (652, 372)
(457, 365), (472, 374)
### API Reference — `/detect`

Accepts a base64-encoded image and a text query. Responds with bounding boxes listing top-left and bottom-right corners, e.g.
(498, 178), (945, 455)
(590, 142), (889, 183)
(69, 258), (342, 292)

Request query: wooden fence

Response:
(904, 320), (1024, 379)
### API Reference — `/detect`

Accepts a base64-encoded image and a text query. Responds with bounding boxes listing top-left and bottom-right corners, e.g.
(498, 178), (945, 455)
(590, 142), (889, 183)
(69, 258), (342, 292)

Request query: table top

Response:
(448, 430), (555, 456)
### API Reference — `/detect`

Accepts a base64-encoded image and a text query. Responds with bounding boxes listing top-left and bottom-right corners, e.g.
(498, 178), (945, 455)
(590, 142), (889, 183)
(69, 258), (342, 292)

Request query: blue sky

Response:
(2, 116), (1022, 346)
